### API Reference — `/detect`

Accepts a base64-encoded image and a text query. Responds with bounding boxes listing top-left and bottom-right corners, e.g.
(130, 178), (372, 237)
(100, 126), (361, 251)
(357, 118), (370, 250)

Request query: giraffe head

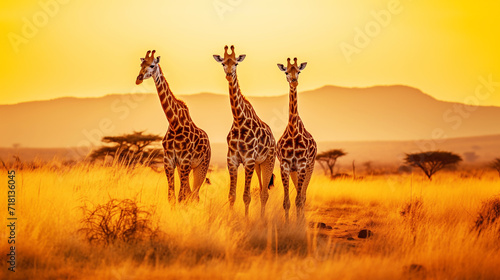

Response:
(213, 45), (246, 81)
(136, 50), (161, 85)
(277, 58), (307, 87)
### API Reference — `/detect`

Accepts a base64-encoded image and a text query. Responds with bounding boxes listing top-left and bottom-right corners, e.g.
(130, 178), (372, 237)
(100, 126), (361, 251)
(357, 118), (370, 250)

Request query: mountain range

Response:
(2, 85), (499, 149)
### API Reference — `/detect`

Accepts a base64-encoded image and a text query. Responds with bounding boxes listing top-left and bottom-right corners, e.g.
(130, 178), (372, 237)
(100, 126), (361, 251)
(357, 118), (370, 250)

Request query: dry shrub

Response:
(79, 198), (158, 245)
(474, 197), (500, 235)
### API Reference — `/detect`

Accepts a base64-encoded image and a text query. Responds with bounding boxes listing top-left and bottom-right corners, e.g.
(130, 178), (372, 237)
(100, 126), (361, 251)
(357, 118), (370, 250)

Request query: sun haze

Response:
(0, 0), (499, 105)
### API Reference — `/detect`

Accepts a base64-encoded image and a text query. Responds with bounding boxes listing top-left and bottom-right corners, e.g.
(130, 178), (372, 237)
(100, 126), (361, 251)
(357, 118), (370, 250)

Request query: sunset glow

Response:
(3, 2), (500, 279)
(1, 0), (499, 105)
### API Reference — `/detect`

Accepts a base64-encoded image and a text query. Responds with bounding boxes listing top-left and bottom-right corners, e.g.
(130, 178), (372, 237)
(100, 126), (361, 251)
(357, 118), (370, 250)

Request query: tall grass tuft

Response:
(400, 198), (425, 223)
(474, 196), (500, 235)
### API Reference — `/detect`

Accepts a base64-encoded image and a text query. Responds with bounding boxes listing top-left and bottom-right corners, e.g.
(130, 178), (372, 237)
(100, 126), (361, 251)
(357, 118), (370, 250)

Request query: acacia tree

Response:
(404, 151), (462, 180)
(491, 158), (500, 177)
(315, 149), (347, 178)
(89, 131), (163, 166)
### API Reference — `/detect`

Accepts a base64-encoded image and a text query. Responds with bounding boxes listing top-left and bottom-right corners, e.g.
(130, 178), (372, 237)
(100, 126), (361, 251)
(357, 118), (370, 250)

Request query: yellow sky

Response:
(1, 0), (499, 106)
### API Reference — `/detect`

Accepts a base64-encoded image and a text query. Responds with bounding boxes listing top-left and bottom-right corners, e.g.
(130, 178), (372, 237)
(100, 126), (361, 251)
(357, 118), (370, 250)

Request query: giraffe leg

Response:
(178, 167), (192, 203)
(227, 159), (238, 210)
(191, 152), (211, 202)
(290, 171), (298, 191)
(290, 170), (299, 218)
(163, 150), (176, 204)
(243, 162), (255, 217)
(295, 170), (308, 222)
(280, 162), (291, 222)
(165, 163), (176, 204)
(302, 162), (315, 198)
(299, 162), (315, 215)
(259, 155), (275, 218)
(255, 164), (263, 190)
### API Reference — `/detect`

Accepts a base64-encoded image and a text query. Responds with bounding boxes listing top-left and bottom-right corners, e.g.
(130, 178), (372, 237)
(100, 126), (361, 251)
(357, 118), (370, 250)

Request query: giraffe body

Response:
(136, 50), (211, 203)
(277, 58), (317, 222)
(214, 46), (276, 217)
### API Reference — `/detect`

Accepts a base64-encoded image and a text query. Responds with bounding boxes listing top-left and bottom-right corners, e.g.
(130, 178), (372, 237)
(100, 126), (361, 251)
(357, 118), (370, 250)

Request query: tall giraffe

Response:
(276, 58), (317, 222)
(136, 50), (211, 203)
(213, 45), (276, 217)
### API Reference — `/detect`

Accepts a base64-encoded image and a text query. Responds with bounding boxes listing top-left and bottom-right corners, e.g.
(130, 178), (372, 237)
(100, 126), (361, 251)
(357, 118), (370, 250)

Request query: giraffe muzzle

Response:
(136, 75), (144, 85)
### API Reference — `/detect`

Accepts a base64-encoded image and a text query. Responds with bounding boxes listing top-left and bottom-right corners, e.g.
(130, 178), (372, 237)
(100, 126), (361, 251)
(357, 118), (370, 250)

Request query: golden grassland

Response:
(1, 162), (500, 280)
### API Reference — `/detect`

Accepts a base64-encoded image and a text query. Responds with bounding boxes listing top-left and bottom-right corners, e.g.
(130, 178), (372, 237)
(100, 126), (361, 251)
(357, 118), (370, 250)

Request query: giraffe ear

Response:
(277, 64), (287, 72)
(155, 56), (160, 63)
(299, 62), (307, 71)
(213, 55), (223, 63)
(236, 55), (246, 62)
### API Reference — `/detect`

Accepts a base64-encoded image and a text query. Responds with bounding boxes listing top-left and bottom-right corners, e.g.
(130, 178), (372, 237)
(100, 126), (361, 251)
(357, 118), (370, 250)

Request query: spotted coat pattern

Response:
(277, 58), (317, 222)
(214, 46), (276, 217)
(137, 50), (211, 203)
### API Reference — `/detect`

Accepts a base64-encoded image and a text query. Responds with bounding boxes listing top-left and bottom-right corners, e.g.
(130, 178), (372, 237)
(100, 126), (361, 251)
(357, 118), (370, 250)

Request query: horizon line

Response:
(3, 133), (500, 150)
(0, 84), (449, 106)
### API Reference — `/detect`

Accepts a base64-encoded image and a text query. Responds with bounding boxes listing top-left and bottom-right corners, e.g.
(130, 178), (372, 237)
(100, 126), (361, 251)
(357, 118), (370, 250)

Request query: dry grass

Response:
(474, 196), (500, 236)
(1, 162), (500, 279)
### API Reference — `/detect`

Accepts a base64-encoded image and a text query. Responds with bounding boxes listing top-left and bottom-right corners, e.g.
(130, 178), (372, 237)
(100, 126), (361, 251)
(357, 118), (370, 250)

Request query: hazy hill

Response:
(2, 85), (500, 148)
(2, 134), (499, 168)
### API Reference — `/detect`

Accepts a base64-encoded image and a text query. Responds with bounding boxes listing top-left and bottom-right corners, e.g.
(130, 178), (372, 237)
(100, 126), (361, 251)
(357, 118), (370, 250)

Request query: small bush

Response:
(474, 197), (500, 235)
(79, 198), (158, 245)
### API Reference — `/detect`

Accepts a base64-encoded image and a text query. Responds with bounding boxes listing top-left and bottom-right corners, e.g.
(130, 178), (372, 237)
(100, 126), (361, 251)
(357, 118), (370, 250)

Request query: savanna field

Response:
(1, 162), (500, 280)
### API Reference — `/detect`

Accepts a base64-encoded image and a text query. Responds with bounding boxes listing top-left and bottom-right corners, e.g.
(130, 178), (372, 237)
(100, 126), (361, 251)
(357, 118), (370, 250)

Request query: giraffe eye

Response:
(222, 63), (225, 66)
(235, 63), (238, 66)
(285, 72), (289, 75)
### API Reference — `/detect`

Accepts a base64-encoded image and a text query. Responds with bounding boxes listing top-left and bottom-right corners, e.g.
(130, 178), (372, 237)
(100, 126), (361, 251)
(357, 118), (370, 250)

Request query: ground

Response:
(1, 163), (500, 279)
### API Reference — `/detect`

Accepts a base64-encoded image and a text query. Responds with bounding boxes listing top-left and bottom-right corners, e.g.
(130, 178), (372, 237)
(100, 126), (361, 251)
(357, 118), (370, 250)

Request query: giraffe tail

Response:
(268, 173), (275, 189)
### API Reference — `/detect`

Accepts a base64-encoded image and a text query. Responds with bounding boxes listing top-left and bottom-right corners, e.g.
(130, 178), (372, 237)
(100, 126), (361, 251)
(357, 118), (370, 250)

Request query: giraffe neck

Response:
(152, 65), (181, 124)
(288, 84), (299, 122)
(227, 72), (247, 123)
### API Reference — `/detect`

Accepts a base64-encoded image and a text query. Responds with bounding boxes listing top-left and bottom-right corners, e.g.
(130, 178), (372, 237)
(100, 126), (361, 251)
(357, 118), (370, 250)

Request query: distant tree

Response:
(463, 151), (479, 162)
(315, 149), (347, 178)
(404, 151), (462, 180)
(89, 131), (163, 166)
(363, 161), (373, 175)
(491, 158), (500, 177)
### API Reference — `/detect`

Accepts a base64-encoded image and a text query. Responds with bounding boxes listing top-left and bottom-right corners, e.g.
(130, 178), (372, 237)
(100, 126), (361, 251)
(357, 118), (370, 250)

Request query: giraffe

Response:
(213, 45), (276, 217)
(276, 58), (317, 222)
(136, 50), (211, 203)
